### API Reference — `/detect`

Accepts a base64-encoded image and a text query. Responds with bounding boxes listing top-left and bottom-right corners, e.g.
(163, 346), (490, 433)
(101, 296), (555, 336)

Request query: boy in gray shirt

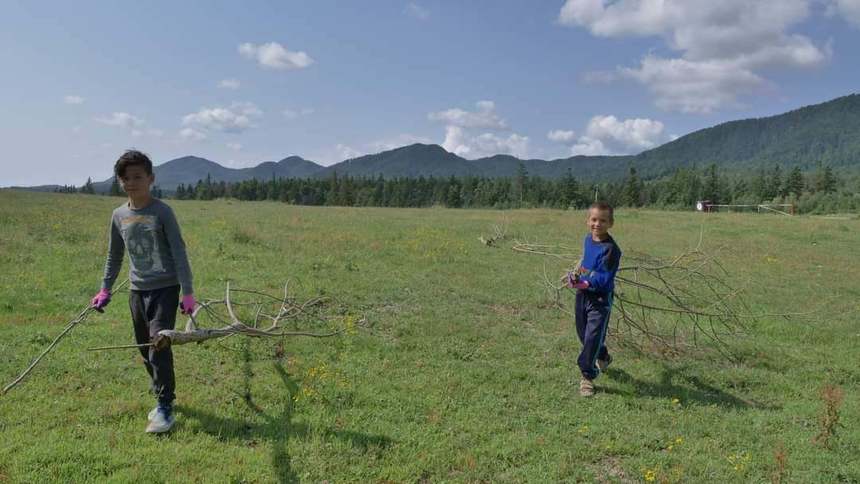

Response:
(91, 150), (196, 433)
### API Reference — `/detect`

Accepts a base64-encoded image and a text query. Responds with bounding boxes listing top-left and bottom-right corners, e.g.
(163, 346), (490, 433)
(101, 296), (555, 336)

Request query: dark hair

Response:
(589, 201), (614, 222)
(114, 150), (153, 178)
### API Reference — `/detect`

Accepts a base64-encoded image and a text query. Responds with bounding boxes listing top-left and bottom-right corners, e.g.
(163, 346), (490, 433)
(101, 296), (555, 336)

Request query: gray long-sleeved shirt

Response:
(101, 199), (194, 295)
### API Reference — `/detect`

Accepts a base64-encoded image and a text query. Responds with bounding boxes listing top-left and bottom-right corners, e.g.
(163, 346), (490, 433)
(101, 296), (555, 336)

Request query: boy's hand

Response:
(572, 280), (589, 290)
(180, 294), (197, 315)
(90, 288), (111, 312)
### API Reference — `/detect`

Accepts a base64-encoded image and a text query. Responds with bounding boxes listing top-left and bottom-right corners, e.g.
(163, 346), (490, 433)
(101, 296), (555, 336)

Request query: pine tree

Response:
(814, 163), (837, 194)
(109, 176), (122, 196)
(703, 164), (720, 204)
(623, 166), (642, 207)
(81, 177), (95, 194)
(784, 166), (804, 197)
(514, 162), (528, 206)
(765, 165), (782, 200)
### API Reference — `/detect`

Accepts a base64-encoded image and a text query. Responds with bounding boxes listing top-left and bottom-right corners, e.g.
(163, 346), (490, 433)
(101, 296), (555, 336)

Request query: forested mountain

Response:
(15, 92), (858, 193)
(91, 155), (324, 192)
(633, 93), (860, 178)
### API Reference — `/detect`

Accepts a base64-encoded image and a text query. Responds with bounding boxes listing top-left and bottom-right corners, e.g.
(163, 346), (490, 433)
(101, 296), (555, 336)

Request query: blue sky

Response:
(2, 0), (859, 186)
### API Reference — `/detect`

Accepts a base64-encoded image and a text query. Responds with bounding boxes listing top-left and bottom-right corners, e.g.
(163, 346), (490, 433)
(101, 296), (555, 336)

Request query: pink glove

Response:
(90, 288), (111, 312)
(563, 272), (577, 288)
(180, 294), (196, 315)
(572, 280), (590, 290)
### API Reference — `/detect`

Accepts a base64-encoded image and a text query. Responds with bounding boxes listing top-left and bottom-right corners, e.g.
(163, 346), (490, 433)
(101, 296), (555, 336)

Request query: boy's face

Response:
(119, 165), (155, 198)
(586, 208), (613, 239)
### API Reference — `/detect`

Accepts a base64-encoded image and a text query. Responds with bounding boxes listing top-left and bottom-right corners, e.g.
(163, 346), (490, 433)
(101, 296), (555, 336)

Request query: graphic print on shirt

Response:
(120, 215), (165, 273)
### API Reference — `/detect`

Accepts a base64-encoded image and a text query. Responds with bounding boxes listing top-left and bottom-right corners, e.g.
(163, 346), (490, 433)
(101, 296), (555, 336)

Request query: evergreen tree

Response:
(81, 177), (95, 194)
(109, 176), (122, 196)
(814, 163), (837, 194)
(703, 164), (721, 204)
(784, 166), (804, 197)
(514, 162), (528, 206)
(751, 168), (768, 201)
(765, 165), (782, 200)
(622, 166), (643, 207)
(561, 169), (581, 208)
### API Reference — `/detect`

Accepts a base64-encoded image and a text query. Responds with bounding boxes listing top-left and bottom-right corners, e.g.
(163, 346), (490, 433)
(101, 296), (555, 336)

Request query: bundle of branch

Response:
(479, 220), (509, 247)
(89, 281), (362, 351)
(515, 241), (751, 358)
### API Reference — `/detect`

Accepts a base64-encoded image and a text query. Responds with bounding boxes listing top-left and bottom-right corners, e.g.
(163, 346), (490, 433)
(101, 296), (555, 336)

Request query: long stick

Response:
(2, 279), (128, 396)
(87, 343), (153, 351)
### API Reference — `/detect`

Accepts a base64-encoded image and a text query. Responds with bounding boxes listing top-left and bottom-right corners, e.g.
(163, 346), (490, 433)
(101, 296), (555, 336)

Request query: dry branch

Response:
(479, 219), (509, 247)
(2, 279), (129, 395)
(97, 281), (359, 351)
(510, 240), (757, 358)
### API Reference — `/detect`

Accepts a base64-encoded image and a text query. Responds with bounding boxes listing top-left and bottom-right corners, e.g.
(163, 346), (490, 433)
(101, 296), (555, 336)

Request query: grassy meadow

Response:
(0, 189), (858, 483)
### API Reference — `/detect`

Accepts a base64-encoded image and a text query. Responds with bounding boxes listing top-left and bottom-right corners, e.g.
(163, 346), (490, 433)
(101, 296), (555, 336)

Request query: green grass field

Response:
(1, 190), (858, 483)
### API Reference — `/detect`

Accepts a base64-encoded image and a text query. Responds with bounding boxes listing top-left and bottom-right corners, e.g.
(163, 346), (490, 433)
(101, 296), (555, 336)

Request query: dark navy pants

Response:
(129, 285), (179, 406)
(575, 290), (612, 380)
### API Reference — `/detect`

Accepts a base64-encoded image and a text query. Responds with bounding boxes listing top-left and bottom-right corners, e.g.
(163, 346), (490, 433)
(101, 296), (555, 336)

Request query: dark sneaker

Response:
(597, 354), (613, 372)
(145, 406), (175, 433)
(579, 377), (595, 397)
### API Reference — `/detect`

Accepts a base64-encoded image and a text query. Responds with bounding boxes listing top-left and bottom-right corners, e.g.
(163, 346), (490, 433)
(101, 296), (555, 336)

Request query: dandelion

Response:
(727, 451), (751, 472)
(578, 425), (589, 434)
(643, 468), (657, 482)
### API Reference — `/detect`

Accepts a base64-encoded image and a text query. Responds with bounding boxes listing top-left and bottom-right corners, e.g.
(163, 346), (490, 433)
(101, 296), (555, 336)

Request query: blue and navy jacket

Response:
(577, 233), (622, 296)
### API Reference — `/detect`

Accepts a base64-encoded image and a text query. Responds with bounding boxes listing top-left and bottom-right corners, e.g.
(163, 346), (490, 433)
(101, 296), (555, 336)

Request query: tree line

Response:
(60, 163), (858, 214)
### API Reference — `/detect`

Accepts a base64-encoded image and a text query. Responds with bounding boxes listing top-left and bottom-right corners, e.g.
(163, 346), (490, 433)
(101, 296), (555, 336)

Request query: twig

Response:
(2, 279), (129, 395)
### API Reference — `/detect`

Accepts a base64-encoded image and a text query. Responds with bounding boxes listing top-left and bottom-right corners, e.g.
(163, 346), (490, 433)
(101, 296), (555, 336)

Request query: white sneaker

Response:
(148, 406), (158, 421)
(145, 407), (175, 433)
(579, 377), (595, 397)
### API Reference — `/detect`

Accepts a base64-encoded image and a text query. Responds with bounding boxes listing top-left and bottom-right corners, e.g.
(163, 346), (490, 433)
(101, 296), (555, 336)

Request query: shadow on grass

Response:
(601, 366), (780, 410)
(177, 342), (392, 483)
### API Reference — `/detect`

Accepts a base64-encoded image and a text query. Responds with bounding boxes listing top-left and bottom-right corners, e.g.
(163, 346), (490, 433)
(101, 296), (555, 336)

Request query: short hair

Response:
(114, 150), (153, 178)
(589, 201), (614, 222)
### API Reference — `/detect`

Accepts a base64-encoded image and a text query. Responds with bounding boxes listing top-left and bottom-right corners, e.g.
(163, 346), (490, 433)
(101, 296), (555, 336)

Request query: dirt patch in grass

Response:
(591, 456), (634, 484)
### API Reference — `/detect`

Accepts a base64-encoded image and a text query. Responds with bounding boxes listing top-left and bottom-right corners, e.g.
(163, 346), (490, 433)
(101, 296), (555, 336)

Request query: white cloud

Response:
(182, 102), (262, 134)
(218, 79), (241, 89)
(570, 115), (668, 155)
(620, 56), (765, 113)
(96, 112), (145, 128)
(441, 126), (529, 159)
(428, 100), (507, 129)
(338, 144), (363, 159)
(547, 129), (576, 143)
(282, 107), (315, 119)
(132, 128), (165, 138)
(405, 2), (430, 20)
(559, 0), (830, 113)
(829, 0), (860, 27)
(227, 142), (243, 151)
(179, 128), (207, 141)
(64, 95), (84, 105)
(570, 137), (608, 156)
(430, 101), (528, 158)
(238, 42), (314, 70)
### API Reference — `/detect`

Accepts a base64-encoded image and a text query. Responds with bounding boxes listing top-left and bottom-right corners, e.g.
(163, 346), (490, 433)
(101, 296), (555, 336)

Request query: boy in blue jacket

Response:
(565, 202), (621, 397)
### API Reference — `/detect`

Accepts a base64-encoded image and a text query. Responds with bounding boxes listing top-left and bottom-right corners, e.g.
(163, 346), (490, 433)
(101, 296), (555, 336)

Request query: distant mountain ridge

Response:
(91, 155), (324, 192)
(11, 92), (859, 192)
